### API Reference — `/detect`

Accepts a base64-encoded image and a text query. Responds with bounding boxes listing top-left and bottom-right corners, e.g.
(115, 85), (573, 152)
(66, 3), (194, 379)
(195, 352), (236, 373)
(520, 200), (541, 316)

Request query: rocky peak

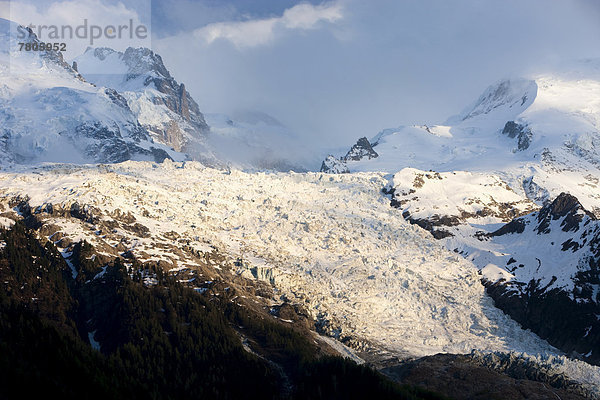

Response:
(117, 48), (207, 132)
(122, 47), (171, 78)
(321, 155), (349, 173)
(536, 193), (595, 234)
(343, 137), (378, 162)
(74, 46), (210, 157)
(319, 137), (379, 174)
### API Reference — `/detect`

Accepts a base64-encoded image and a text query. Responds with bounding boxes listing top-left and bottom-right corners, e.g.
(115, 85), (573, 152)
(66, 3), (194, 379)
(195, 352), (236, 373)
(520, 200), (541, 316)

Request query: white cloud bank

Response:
(194, 2), (343, 48)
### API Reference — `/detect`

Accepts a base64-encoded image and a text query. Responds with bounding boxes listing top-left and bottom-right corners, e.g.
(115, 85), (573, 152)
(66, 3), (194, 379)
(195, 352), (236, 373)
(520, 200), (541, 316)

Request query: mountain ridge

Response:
(0, 18), (183, 165)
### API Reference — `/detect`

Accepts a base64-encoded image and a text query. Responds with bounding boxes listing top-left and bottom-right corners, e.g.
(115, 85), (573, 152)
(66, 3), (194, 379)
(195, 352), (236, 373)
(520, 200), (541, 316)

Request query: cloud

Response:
(194, 2), (343, 48)
(195, 17), (277, 48)
(154, 0), (600, 170)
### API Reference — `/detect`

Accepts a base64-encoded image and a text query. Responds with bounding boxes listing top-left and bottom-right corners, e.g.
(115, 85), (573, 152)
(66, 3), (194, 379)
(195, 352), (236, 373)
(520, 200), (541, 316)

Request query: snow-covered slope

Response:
(325, 63), (600, 262)
(362, 69), (600, 172)
(74, 46), (214, 163)
(460, 193), (600, 363)
(0, 19), (181, 165)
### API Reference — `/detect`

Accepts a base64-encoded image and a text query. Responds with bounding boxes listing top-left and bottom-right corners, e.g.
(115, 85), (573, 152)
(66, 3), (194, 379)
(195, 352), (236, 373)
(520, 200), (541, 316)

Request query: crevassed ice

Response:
(0, 161), (598, 390)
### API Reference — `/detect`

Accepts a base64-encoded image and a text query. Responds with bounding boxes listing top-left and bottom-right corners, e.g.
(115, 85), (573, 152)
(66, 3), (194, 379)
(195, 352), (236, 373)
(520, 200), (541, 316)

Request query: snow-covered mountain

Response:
(0, 18), (315, 172)
(474, 193), (600, 363)
(0, 18), (182, 165)
(74, 49), (315, 171)
(73, 46), (216, 164)
(325, 67), (600, 203)
(324, 61), (600, 365)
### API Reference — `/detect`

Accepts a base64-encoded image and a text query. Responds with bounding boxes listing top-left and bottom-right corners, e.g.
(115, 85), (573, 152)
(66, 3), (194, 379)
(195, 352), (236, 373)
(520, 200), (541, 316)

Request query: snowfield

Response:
(1, 161), (599, 391)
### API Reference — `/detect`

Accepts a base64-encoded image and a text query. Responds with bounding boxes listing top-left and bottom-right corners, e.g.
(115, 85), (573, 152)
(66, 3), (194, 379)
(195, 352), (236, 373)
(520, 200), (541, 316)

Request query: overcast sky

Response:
(3, 0), (600, 153)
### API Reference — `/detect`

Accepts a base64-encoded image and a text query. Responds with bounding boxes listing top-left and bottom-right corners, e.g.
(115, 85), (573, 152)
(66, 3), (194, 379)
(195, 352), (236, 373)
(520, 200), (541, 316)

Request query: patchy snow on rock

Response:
(0, 216), (15, 229)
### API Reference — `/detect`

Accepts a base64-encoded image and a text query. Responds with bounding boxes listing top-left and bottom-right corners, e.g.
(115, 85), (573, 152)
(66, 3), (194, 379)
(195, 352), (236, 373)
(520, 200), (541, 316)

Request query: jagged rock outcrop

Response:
(535, 193), (596, 234)
(321, 155), (349, 173)
(342, 137), (378, 161)
(503, 121), (533, 151)
(75, 47), (211, 159)
(320, 137), (378, 173)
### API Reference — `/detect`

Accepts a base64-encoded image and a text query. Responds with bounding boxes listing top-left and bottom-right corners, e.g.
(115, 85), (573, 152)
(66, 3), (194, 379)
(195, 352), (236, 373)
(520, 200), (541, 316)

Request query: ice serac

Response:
(0, 18), (181, 165)
(74, 47), (214, 163)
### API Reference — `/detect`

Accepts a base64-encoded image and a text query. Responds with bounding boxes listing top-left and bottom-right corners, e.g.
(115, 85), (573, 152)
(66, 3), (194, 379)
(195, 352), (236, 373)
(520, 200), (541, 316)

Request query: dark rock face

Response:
(342, 137), (379, 161)
(502, 121), (532, 151)
(484, 278), (600, 366)
(489, 218), (526, 236)
(104, 88), (130, 111)
(382, 353), (592, 400)
(402, 213), (457, 239)
(68, 121), (172, 164)
(150, 147), (173, 163)
(72, 122), (132, 163)
(69, 202), (100, 224)
(178, 83), (190, 121)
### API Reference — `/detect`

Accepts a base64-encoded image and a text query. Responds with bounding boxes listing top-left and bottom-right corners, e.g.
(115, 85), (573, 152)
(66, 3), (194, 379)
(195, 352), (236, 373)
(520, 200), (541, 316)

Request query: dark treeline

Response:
(0, 221), (445, 400)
